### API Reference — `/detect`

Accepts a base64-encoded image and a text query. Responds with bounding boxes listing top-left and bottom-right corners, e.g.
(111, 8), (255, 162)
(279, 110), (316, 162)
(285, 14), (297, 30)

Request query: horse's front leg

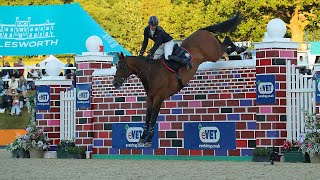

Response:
(138, 96), (153, 145)
(145, 96), (164, 147)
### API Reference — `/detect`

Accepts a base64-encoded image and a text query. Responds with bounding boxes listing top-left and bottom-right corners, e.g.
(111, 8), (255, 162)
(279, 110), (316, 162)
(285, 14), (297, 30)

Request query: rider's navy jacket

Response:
(140, 26), (173, 56)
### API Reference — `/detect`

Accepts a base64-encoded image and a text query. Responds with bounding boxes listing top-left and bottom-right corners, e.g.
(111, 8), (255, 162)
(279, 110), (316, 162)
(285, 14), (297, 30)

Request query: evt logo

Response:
(198, 123), (220, 143)
(125, 124), (143, 143)
(77, 90), (90, 101)
(257, 80), (274, 95)
(37, 92), (49, 103)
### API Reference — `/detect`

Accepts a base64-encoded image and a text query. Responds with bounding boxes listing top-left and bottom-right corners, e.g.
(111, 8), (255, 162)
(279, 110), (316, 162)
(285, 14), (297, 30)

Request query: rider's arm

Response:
(140, 28), (149, 55)
(148, 33), (163, 55)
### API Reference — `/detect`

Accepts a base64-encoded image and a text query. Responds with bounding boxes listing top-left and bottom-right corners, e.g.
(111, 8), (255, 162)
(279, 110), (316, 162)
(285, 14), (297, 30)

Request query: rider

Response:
(139, 16), (174, 60)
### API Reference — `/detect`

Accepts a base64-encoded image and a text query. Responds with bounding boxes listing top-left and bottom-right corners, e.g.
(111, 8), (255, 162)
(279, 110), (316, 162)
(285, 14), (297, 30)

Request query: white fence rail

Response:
(286, 60), (316, 142)
(60, 88), (76, 140)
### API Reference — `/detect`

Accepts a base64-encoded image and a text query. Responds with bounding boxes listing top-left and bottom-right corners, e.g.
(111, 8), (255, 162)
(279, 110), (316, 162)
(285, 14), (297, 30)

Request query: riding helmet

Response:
(148, 16), (158, 26)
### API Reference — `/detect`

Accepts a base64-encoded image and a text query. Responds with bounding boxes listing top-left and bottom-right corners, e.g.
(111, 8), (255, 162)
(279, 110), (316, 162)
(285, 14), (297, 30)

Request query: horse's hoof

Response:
(137, 139), (145, 146)
(144, 141), (152, 147)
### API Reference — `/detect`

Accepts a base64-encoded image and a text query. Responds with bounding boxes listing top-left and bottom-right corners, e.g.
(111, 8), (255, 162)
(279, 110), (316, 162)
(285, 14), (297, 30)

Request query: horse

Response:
(112, 11), (242, 147)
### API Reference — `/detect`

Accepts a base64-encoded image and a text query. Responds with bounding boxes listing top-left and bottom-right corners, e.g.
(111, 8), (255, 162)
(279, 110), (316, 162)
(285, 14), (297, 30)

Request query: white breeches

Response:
(153, 40), (174, 60)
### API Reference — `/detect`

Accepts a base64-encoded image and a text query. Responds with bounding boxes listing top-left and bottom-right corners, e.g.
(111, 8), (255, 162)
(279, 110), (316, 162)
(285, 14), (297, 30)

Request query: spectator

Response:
(42, 62), (48, 76)
(1, 62), (12, 78)
(8, 76), (18, 93)
(17, 75), (27, 92)
(16, 58), (25, 76)
(0, 78), (4, 96)
(314, 56), (320, 72)
(64, 59), (73, 75)
(11, 95), (21, 116)
(35, 63), (43, 78)
(12, 62), (21, 78)
(19, 91), (30, 112)
(0, 89), (13, 112)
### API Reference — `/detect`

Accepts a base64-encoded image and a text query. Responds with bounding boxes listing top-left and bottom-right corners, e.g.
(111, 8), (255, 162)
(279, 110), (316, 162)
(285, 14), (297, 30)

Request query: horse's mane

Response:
(126, 56), (162, 65)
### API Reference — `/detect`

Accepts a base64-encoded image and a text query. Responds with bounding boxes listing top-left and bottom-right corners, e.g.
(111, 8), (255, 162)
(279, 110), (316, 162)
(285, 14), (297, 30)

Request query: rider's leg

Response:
(153, 44), (164, 59)
(164, 40), (174, 60)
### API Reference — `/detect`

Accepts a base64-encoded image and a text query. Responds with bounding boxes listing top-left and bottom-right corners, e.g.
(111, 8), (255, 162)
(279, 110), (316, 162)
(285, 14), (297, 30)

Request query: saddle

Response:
(164, 43), (193, 72)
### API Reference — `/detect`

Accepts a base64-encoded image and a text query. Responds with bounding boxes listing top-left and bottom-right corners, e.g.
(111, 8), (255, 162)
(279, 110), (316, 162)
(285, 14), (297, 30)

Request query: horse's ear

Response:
(117, 52), (124, 60)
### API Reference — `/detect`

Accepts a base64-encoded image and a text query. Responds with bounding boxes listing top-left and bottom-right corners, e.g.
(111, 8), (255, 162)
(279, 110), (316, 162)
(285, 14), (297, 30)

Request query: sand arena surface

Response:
(1, 150), (320, 180)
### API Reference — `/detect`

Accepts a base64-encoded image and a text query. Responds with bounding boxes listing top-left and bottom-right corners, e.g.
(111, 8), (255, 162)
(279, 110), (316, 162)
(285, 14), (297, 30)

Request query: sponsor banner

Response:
(184, 122), (236, 150)
(112, 123), (158, 149)
(36, 85), (50, 110)
(256, 74), (276, 104)
(76, 84), (91, 109)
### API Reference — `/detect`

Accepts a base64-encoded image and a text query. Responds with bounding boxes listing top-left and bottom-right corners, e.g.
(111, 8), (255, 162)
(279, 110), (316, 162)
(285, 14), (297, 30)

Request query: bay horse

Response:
(113, 12), (242, 147)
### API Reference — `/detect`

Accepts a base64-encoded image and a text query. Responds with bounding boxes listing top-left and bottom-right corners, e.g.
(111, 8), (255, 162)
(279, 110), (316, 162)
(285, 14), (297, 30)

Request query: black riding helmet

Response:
(148, 16), (158, 26)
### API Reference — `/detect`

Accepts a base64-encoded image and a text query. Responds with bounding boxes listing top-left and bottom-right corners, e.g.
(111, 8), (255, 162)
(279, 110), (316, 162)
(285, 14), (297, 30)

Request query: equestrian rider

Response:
(139, 16), (174, 60)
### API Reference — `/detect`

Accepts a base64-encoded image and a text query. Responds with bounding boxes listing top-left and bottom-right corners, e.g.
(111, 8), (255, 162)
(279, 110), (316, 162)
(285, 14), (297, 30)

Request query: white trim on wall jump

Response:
(198, 59), (256, 70)
(35, 80), (73, 86)
(75, 54), (114, 62)
(254, 42), (299, 49)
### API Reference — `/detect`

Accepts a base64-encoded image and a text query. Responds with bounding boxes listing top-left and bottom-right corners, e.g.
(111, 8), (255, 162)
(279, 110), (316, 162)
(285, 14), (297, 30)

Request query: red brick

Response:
(276, 91), (286, 97)
(273, 139), (285, 146)
(276, 75), (286, 81)
(228, 149), (240, 156)
(220, 94), (232, 99)
(266, 115), (278, 121)
(160, 109), (170, 114)
(236, 140), (247, 148)
(93, 111), (103, 116)
(259, 59), (271, 66)
(241, 114), (254, 120)
(266, 50), (279, 57)
(79, 132), (87, 138)
(159, 131), (165, 138)
(160, 140), (171, 147)
(261, 139), (271, 146)
(120, 149), (131, 154)
(190, 150), (202, 156)
(272, 107), (286, 113)
(227, 100), (239, 106)
(266, 67), (279, 73)
(248, 107), (258, 113)
(260, 123), (271, 129)
(154, 148), (165, 155)
(132, 149), (142, 155)
(38, 120), (47, 126)
(171, 122), (182, 129)
(214, 100), (226, 106)
(76, 125), (82, 131)
(83, 70), (93, 76)
(214, 114), (226, 121)
(208, 108), (219, 113)
(83, 125), (92, 131)
(183, 109), (194, 114)
(183, 95), (194, 100)
(236, 122), (246, 129)
(48, 133), (59, 139)
(102, 63), (112, 69)
(166, 102), (176, 108)
(234, 108), (246, 113)
(43, 127), (53, 132)
(202, 115), (214, 121)
(245, 93), (256, 99)
(190, 115), (201, 121)
(92, 148), (98, 154)
(280, 99), (286, 105)
(203, 150), (214, 156)
(233, 93), (245, 99)
(178, 131), (184, 138)
(104, 140), (112, 146)
(83, 139), (92, 144)
(280, 67), (286, 73)
(202, 101), (213, 107)
(178, 115), (189, 121)
(90, 63), (102, 69)
(99, 148), (108, 154)
(272, 123), (286, 129)
(196, 108), (207, 113)
(126, 110), (136, 115)
(256, 67), (266, 74)
(178, 148), (189, 155)
(208, 94), (219, 99)
(280, 131), (287, 137)
(256, 51), (265, 58)
(178, 101), (188, 107)
(99, 132), (109, 138)
(75, 139), (82, 145)
(94, 124), (103, 130)
(120, 116), (130, 122)
(50, 107), (60, 113)
(256, 131), (265, 138)
(236, 131), (240, 138)
(241, 131), (255, 139)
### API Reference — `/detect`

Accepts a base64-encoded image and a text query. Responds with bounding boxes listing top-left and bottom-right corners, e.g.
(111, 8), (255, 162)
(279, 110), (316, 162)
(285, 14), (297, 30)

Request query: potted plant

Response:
(282, 140), (306, 163)
(6, 136), (29, 158)
(56, 139), (75, 159)
(252, 147), (270, 162)
(22, 122), (50, 158)
(66, 146), (86, 159)
(299, 112), (320, 163)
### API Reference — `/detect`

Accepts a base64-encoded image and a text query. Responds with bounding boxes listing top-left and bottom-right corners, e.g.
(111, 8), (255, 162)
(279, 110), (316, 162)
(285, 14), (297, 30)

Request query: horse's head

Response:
(112, 52), (134, 89)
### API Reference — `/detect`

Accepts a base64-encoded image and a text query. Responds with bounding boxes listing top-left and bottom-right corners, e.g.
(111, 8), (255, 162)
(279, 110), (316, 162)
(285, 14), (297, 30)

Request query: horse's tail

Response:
(200, 11), (242, 34)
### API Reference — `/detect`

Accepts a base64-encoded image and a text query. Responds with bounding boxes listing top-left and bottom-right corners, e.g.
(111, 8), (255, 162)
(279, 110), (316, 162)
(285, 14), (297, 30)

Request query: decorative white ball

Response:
(86, 35), (103, 52)
(45, 60), (62, 76)
(267, 18), (287, 39)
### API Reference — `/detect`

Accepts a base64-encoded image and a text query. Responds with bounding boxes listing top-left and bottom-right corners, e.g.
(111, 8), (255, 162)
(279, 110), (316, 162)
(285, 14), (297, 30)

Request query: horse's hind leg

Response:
(138, 96), (153, 145)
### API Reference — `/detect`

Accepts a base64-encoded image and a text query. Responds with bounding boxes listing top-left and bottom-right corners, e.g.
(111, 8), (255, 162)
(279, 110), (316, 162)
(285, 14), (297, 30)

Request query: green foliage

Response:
(253, 147), (269, 156)
(66, 146), (86, 154)
(0, 0), (318, 54)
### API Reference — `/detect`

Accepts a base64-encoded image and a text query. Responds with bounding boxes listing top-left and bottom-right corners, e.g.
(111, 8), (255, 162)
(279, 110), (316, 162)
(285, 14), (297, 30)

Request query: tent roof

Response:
(0, 3), (131, 56)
